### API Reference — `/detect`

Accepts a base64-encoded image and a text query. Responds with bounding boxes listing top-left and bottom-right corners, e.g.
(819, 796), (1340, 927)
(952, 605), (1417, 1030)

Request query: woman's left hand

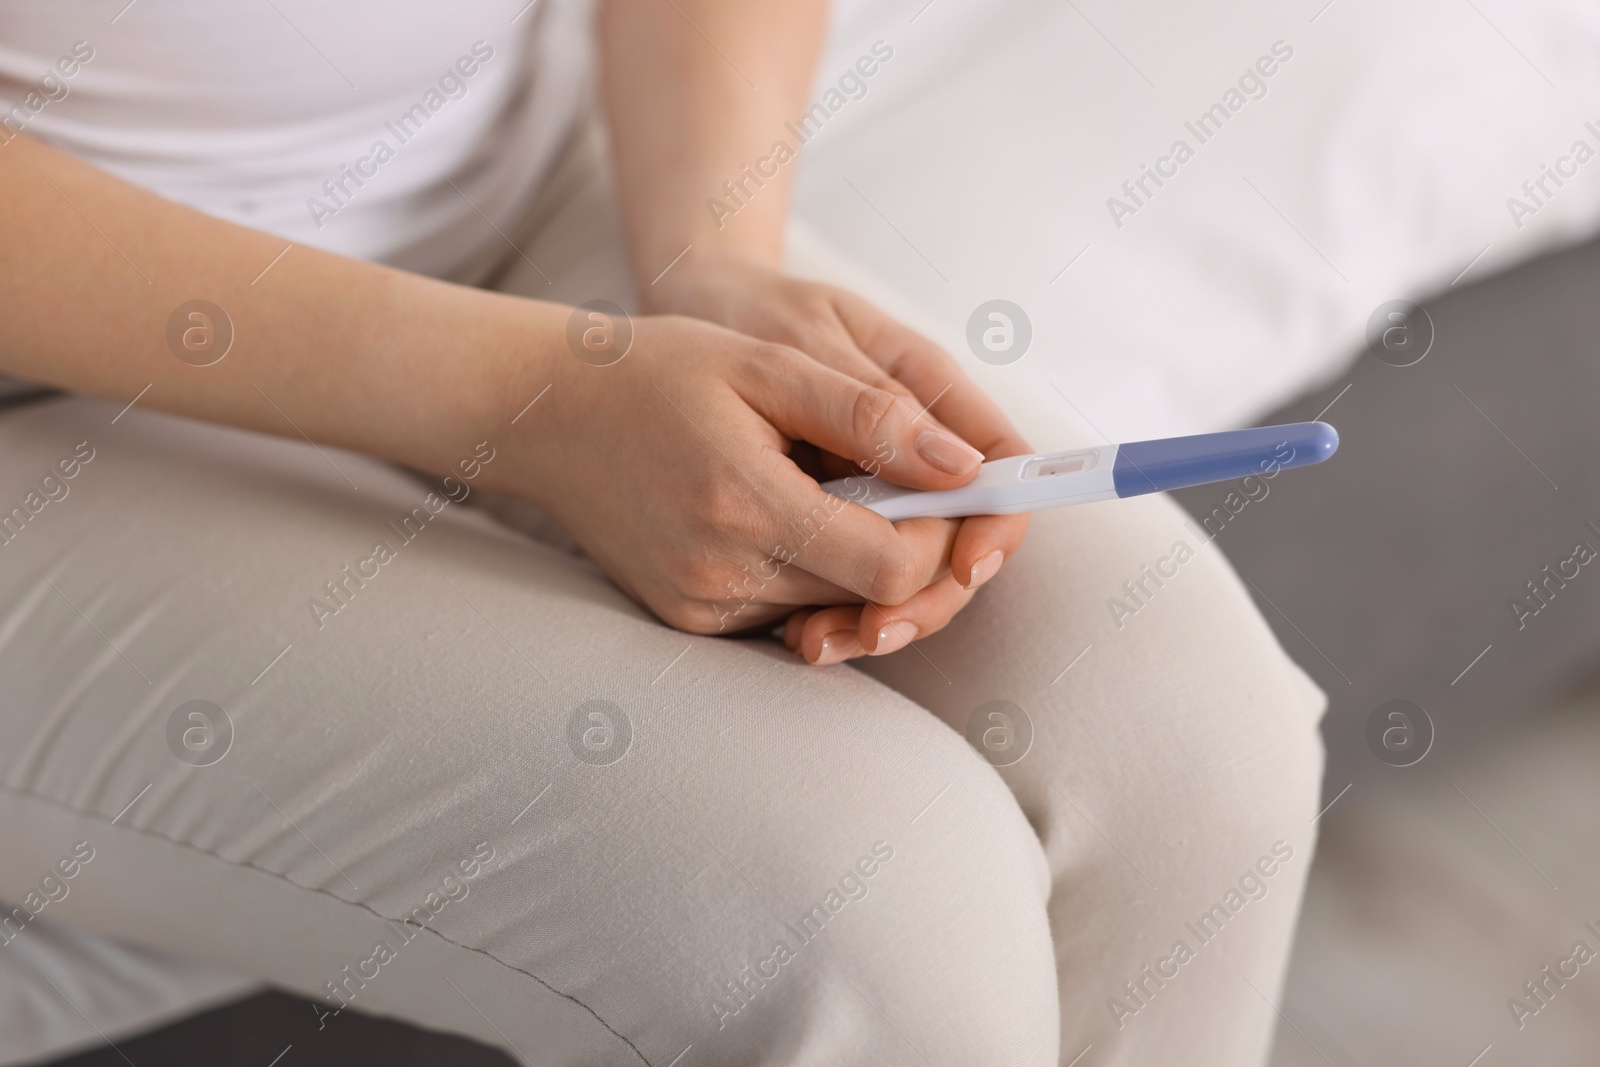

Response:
(646, 254), (1033, 666)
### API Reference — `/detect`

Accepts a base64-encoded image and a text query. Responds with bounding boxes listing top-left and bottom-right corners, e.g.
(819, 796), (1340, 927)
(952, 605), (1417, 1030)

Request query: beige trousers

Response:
(0, 121), (1325, 1066)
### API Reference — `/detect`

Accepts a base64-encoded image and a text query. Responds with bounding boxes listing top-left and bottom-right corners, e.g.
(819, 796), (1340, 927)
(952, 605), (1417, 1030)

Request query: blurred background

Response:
(7, 0), (1600, 1062)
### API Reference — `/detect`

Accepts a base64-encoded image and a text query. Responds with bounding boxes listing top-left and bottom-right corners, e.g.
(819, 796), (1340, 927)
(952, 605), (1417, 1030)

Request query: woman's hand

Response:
(646, 255), (1032, 664)
(501, 313), (1002, 639)
(598, 0), (1025, 662)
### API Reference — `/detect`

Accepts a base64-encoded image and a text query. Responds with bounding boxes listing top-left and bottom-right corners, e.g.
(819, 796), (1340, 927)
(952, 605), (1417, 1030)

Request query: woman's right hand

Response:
(499, 313), (990, 637)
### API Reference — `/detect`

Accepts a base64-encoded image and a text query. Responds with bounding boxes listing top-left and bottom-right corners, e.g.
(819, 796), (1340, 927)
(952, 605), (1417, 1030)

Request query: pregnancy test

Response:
(820, 421), (1339, 521)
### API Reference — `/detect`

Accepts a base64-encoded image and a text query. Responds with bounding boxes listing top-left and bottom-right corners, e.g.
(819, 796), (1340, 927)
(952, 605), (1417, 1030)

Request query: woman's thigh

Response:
(0, 395), (1060, 1066)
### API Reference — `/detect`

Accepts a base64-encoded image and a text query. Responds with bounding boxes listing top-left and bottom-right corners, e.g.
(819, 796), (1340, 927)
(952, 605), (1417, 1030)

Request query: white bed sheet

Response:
(800, 0), (1600, 441)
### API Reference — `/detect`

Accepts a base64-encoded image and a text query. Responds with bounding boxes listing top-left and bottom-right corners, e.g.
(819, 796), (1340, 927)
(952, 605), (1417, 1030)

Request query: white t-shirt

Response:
(0, 0), (592, 394)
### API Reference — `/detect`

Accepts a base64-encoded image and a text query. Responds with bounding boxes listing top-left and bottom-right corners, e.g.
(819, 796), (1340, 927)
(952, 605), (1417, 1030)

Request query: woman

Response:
(0, 1), (1324, 1064)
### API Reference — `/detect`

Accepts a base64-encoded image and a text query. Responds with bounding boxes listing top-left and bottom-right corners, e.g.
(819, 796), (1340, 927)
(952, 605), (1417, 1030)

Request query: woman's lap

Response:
(0, 395), (1062, 1064)
(0, 386), (1323, 1065)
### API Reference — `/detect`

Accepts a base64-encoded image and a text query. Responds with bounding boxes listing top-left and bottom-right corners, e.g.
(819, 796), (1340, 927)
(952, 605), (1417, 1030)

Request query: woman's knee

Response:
(876, 495), (1326, 863)
(1108, 502), (1326, 835)
(1037, 496), (1327, 878)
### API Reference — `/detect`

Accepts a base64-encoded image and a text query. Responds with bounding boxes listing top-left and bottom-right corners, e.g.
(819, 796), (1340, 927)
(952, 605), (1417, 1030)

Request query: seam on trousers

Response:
(0, 780), (653, 1067)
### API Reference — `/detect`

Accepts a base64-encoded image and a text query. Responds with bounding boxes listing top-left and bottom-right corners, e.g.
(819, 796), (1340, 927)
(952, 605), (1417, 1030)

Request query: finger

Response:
(699, 526), (855, 613)
(824, 299), (1033, 590)
(742, 472), (968, 611)
(792, 604), (866, 666)
(775, 484), (960, 608)
(780, 320), (967, 443)
(745, 333), (1027, 594)
(783, 609), (815, 651)
(951, 512), (1030, 589)
(854, 572), (976, 655)
(737, 347), (986, 490)
(833, 292), (1031, 458)
(715, 410), (961, 609)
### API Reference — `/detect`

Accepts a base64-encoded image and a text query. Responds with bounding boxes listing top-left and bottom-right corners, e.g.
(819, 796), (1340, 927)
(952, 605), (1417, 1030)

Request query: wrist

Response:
(382, 282), (572, 500)
(640, 246), (782, 316)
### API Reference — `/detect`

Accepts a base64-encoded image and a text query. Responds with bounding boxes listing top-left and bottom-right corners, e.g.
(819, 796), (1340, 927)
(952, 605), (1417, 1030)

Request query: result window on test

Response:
(1022, 449), (1099, 479)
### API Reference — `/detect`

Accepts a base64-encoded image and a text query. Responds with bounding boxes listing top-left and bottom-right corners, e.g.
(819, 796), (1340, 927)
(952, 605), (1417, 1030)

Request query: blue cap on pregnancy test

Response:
(1111, 421), (1339, 497)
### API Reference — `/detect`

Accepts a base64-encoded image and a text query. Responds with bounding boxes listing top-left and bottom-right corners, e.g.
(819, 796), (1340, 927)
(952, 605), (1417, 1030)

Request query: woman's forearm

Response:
(0, 132), (561, 479)
(598, 0), (828, 290)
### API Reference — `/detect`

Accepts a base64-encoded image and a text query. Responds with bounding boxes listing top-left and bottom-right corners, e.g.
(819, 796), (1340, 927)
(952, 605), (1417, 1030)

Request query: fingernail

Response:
(966, 549), (1004, 590)
(915, 429), (984, 476)
(812, 631), (861, 666)
(871, 619), (919, 656)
